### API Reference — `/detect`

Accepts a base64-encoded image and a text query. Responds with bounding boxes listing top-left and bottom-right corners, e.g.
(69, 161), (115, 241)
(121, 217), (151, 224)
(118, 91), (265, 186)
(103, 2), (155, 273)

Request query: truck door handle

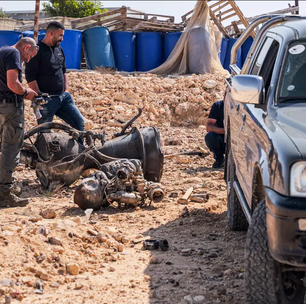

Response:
(236, 104), (240, 112)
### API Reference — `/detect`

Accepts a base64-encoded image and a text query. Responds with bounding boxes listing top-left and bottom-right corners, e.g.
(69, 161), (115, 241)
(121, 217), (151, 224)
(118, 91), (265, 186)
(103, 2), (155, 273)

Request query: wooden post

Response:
(295, 0), (299, 14)
(33, 0), (40, 43)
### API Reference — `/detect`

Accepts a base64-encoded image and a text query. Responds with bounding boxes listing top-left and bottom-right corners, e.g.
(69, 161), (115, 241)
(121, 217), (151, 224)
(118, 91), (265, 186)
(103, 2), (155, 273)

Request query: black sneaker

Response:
(213, 159), (225, 169)
(0, 191), (29, 208)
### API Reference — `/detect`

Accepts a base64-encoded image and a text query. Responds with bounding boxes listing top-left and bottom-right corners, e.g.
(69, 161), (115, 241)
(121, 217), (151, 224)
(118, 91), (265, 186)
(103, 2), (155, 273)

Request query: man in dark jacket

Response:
(25, 21), (85, 132)
(0, 37), (38, 207)
(205, 100), (225, 169)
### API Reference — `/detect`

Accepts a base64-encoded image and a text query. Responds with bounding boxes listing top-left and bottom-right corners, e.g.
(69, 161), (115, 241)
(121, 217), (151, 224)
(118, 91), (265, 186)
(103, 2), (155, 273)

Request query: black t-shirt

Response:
(208, 100), (224, 129)
(25, 40), (67, 95)
(0, 46), (22, 97)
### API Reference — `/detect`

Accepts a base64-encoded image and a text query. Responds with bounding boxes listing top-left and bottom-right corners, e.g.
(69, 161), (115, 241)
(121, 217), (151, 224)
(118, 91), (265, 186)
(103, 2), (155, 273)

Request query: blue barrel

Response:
(0, 31), (21, 47)
(223, 38), (242, 72)
(241, 36), (253, 67)
(61, 29), (82, 69)
(163, 32), (182, 61)
(83, 27), (115, 70)
(219, 38), (228, 66)
(110, 31), (135, 72)
(136, 32), (162, 72)
(22, 30), (46, 41)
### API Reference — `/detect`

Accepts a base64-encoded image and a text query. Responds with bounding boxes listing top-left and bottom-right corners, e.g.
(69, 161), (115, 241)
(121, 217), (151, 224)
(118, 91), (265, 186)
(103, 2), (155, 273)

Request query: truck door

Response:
(235, 36), (280, 204)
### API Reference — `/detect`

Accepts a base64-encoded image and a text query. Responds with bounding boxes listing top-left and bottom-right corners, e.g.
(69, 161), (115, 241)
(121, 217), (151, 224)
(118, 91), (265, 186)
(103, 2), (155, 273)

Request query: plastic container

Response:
(163, 32), (182, 61)
(0, 31), (21, 47)
(219, 38), (228, 66)
(61, 29), (82, 69)
(110, 31), (135, 72)
(136, 32), (163, 72)
(241, 36), (254, 67)
(223, 38), (242, 72)
(83, 26), (115, 70)
(22, 30), (46, 41)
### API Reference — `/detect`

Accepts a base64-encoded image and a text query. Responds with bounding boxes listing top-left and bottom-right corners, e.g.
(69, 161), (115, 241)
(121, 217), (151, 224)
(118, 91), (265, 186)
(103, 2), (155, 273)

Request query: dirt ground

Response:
(0, 72), (246, 304)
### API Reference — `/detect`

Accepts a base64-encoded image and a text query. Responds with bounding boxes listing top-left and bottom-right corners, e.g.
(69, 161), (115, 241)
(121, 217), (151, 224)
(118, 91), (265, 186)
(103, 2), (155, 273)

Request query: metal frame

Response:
(230, 15), (306, 75)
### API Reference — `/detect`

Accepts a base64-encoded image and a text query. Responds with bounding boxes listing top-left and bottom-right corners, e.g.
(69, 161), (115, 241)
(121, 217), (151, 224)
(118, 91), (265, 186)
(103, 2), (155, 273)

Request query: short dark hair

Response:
(46, 21), (65, 32)
(17, 37), (36, 48)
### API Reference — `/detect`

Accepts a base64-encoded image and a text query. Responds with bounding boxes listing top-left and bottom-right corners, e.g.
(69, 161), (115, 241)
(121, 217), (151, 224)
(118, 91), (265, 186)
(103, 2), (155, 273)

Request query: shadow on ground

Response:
(141, 208), (247, 304)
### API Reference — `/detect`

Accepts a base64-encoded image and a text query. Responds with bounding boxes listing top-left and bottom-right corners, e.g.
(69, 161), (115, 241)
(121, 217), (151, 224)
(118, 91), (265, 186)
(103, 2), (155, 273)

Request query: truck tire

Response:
(226, 149), (248, 231)
(245, 200), (305, 304)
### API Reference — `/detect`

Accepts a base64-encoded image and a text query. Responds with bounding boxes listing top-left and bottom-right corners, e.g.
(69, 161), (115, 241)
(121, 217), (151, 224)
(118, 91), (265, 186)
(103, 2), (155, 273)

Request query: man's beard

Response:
(52, 40), (61, 47)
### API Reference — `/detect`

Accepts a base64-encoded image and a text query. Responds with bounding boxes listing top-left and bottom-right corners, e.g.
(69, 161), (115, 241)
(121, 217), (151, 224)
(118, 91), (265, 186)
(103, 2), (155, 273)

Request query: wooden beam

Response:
(76, 16), (124, 30)
(231, 21), (239, 34)
(209, 9), (229, 37)
(220, 12), (236, 22)
(181, 9), (194, 21)
(211, 1), (230, 13)
(295, 0), (299, 14)
(246, 6), (299, 22)
(216, 8), (235, 19)
(33, 0), (40, 43)
(210, 1), (227, 9)
(71, 7), (125, 26)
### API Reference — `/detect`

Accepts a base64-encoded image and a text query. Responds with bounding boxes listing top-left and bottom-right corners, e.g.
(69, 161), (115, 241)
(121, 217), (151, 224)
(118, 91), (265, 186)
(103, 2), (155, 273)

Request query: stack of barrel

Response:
(82, 27), (183, 72)
(0, 28), (253, 72)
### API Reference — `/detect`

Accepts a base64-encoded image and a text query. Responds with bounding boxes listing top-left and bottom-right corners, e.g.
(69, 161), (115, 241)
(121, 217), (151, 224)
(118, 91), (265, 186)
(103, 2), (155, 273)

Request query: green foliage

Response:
(0, 8), (8, 18)
(43, 0), (108, 18)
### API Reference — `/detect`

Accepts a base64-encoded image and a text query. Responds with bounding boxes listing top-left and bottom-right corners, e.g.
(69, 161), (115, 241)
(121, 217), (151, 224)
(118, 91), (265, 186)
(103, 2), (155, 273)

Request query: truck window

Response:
(250, 37), (274, 75)
(259, 41), (279, 95)
(251, 38), (279, 99)
(278, 41), (306, 102)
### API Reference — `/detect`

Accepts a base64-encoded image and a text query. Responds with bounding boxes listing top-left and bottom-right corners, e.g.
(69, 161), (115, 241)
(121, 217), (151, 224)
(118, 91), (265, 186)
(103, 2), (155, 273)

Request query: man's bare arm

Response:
(206, 118), (225, 134)
(64, 73), (69, 92)
(7, 69), (26, 95)
(28, 80), (40, 93)
(7, 70), (37, 100)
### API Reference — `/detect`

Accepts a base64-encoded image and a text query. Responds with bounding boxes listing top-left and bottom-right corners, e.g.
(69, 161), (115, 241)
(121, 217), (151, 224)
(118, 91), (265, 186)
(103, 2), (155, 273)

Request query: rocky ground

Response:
(0, 72), (246, 304)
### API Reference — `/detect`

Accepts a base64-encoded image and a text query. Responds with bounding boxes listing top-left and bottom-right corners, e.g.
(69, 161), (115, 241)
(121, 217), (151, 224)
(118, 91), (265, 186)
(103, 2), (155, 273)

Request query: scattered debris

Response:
(178, 187), (194, 204)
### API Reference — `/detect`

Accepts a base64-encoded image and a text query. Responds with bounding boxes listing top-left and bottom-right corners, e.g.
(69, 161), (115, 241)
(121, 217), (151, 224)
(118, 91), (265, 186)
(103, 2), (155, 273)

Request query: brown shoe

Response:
(0, 191), (29, 207)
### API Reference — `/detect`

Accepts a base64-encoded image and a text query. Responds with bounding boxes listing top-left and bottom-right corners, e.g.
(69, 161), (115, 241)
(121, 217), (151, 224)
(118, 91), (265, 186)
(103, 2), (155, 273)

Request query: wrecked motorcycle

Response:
(20, 108), (164, 209)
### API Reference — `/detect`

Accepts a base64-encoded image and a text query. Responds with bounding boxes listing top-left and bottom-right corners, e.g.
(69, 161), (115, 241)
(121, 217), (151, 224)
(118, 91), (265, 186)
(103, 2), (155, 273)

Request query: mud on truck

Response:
(224, 15), (306, 303)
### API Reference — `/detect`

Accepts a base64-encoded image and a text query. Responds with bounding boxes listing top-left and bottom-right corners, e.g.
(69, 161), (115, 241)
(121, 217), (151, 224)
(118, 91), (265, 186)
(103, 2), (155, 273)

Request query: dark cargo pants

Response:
(0, 101), (24, 192)
(205, 132), (225, 161)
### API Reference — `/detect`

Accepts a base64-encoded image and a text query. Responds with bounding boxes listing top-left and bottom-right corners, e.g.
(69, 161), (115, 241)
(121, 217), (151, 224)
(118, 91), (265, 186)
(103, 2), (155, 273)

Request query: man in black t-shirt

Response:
(25, 21), (85, 134)
(0, 37), (38, 207)
(205, 100), (225, 169)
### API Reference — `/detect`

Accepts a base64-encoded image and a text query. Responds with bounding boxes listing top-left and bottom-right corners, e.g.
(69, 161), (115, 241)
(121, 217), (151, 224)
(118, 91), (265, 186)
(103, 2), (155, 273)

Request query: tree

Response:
(0, 8), (8, 18)
(43, 0), (108, 18)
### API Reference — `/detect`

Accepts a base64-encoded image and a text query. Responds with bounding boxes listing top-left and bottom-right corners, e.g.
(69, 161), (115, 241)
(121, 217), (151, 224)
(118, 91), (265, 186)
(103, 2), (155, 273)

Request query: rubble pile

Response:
(0, 210), (133, 300)
(4, 72), (246, 304)
(23, 71), (226, 131)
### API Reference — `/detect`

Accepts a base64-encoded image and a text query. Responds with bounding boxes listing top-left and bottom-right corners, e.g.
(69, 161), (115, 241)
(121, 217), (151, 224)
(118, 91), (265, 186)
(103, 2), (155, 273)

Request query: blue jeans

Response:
(205, 132), (225, 161)
(37, 92), (85, 131)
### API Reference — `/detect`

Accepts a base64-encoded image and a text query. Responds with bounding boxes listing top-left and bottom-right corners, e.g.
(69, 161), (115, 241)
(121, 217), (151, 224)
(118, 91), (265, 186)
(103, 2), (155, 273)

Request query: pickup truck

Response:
(224, 15), (306, 304)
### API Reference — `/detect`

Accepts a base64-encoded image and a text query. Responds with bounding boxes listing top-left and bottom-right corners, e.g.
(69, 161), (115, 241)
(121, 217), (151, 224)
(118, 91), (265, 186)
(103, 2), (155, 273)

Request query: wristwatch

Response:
(22, 89), (28, 98)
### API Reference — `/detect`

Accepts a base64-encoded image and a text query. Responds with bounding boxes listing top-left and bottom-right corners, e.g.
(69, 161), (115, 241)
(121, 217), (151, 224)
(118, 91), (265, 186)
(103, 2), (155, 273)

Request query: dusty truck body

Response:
(224, 15), (306, 303)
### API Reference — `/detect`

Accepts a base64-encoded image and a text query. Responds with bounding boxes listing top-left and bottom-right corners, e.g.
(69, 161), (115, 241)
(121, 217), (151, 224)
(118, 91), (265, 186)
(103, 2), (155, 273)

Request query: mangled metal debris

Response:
(20, 107), (164, 209)
(74, 159), (164, 210)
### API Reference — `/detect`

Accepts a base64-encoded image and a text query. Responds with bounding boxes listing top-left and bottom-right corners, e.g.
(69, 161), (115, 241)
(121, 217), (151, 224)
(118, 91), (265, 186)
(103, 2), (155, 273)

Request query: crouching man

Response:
(205, 100), (225, 169)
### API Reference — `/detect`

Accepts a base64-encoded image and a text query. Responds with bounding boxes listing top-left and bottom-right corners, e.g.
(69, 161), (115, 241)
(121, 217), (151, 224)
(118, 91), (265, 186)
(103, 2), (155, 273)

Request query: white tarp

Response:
(149, 0), (229, 77)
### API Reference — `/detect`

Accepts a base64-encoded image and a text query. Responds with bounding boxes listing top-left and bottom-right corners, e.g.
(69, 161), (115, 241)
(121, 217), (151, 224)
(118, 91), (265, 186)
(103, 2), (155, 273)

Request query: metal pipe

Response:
(231, 15), (306, 75)
(230, 15), (278, 75)
(33, 0), (40, 43)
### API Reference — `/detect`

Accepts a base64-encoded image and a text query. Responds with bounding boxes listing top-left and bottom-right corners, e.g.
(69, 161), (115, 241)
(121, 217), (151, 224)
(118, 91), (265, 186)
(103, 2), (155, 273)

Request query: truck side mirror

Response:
(231, 75), (264, 104)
